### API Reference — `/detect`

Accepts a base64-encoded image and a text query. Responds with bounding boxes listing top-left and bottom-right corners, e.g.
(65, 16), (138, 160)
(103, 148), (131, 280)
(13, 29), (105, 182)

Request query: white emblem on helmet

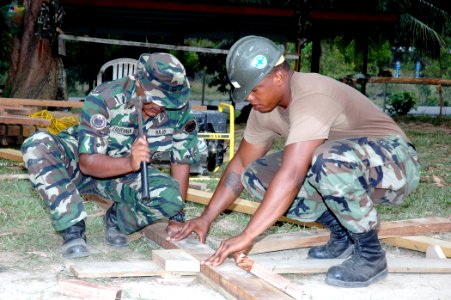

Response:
(252, 55), (267, 70)
(90, 114), (107, 130)
(231, 81), (241, 88)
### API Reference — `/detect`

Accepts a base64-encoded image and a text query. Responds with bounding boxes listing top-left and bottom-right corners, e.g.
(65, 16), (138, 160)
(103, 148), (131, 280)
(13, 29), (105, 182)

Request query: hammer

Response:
(129, 96), (154, 201)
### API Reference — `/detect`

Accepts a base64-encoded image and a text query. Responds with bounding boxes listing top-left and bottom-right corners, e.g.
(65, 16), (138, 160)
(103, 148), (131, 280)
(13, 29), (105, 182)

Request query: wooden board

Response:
(0, 174), (29, 180)
(426, 245), (447, 260)
(237, 254), (304, 299)
(0, 148), (23, 162)
(0, 105), (40, 116)
(187, 188), (316, 226)
(58, 279), (121, 300)
(382, 236), (451, 258)
(152, 249), (200, 272)
(0, 115), (51, 126)
(254, 257), (451, 274)
(0, 97), (84, 108)
(142, 222), (294, 300)
(0, 98), (207, 110)
(250, 217), (451, 254)
(69, 260), (197, 278)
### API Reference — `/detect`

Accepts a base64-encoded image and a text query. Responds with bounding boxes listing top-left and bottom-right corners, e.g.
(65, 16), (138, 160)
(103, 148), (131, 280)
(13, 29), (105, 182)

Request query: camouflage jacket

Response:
(70, 76), (199, 165)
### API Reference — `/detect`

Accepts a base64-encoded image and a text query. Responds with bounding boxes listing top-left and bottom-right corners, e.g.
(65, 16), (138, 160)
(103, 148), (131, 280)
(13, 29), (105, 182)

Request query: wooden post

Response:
(437, 83), (444, 117)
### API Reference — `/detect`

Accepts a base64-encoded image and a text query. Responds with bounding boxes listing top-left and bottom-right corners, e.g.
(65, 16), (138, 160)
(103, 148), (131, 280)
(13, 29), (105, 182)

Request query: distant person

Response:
(22, 53), (199, 259)
(168, 35), (420, 288)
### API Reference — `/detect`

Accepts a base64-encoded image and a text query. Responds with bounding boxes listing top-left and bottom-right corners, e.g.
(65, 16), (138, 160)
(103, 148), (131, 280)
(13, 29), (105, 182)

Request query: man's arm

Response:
(170, 162), (191, 200)
(200, 139), (270, 223)
(169, 139), (270, 242)
(79, 137), (149, 178)
(203, 138), (325, 266)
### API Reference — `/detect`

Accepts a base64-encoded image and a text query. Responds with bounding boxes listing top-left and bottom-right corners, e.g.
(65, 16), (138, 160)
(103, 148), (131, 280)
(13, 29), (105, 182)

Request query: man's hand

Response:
(201, 232), (253, 267)
(129, 137), (150, 171)
(166, 216), (211, 243)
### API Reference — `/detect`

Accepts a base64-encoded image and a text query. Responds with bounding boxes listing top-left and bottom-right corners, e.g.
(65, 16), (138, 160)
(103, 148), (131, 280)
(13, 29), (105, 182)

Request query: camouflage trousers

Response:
(21, 131), (184, 234)
(242, 135), (420, 233)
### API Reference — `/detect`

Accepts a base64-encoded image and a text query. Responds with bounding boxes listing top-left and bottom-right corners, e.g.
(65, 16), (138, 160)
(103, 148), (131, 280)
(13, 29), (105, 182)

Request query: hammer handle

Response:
(140, 161), (150, 201)
(136, 100), (150, 201)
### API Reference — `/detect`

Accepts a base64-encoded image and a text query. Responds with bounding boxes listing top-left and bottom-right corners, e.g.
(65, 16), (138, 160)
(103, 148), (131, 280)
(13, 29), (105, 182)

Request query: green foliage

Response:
(386, 91), (417, 116)
(320, 40), (356, 78)
(368, 40), (392, 73)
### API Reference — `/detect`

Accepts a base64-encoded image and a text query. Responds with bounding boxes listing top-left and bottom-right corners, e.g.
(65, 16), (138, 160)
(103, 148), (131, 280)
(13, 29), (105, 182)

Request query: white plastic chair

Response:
(96, 58), (138, 86)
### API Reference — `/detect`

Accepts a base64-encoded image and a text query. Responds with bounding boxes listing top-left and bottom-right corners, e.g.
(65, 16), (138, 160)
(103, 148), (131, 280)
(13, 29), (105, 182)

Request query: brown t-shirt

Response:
(244, 72), (409, 147)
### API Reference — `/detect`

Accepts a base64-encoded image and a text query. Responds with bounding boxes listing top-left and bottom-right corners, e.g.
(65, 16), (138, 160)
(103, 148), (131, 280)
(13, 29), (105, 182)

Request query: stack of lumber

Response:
(0, 97), (82, 145)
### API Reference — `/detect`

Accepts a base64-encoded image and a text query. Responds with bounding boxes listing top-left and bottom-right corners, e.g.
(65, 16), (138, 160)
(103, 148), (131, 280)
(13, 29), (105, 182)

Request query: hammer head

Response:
(126, 95), (154, 109)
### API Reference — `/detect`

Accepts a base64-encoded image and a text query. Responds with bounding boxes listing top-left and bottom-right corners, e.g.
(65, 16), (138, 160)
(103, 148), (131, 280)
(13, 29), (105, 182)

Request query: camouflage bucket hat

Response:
(136, 53), (190, 109)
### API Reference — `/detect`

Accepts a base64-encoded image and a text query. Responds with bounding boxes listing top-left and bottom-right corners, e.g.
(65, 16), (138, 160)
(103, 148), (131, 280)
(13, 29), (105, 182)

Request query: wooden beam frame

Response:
(60, 0), (295, 17)
(311, 11), (398, 23)
(250, 217), (451, 254)
(141, 222), (294, 300)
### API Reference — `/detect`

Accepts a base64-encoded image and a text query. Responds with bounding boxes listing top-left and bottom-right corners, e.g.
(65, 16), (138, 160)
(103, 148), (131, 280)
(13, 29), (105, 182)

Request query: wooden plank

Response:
(0, 148), (23, 162)
(187, 188), (316, 227)
(22, 125), (36, 137)
(0, 97), (84, 108)
(250, 229), (328, 254)
(47, 110), (80, 119)
(379, 217), (451, 237)
(426, 245), (447, 260)
(237, 254), (303, 299)
(0, 98), (207, 110)
(0, 174), (29, 180)
(58, 279), (121, 300)
(0, 115), (51, 126)
(254, 257), (451, 274)
(152, 249), (200, 272)
(142, 222), (294, 300)
(6, 125), (21, 136)
(382, 236), (451, 258)
(367, 77), (451, 86)
(250, 217), (451, 254)
(2, 106), (40, 116)
(69, 260), (197, 278)
(188, 181), (208, 191)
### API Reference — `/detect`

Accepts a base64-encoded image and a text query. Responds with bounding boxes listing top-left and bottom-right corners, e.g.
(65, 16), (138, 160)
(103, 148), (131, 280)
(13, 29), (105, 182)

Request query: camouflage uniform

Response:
(242, 135), (420, 233)
(22, 54), (199, 235)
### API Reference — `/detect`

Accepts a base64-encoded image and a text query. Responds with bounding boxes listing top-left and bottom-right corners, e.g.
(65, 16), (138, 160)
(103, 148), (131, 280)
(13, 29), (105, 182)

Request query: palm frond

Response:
(398, 13), (446, 55)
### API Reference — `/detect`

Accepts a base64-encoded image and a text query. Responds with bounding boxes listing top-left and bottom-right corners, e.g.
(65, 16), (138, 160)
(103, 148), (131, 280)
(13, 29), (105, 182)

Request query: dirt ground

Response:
(1, 235), (450, 300)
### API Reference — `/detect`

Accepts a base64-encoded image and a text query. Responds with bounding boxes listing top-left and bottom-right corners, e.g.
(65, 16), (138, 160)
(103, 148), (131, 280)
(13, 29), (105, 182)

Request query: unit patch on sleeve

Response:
(90, 114), (107, 130)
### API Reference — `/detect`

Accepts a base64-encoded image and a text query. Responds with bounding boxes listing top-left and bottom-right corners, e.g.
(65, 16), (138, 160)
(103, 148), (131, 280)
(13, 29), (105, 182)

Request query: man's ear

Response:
(274, 70), (284, 85)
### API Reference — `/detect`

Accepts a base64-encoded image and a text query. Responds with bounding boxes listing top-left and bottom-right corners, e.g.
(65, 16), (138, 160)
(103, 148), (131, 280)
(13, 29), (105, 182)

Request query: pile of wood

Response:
(63, 188), (451, 300)
(0, 98), (82, 145)
(61, 216), (450, 300)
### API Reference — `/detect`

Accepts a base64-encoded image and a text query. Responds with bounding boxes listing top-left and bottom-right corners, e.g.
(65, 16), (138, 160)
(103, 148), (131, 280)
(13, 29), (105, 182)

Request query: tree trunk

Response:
(5, 0), (66, 100)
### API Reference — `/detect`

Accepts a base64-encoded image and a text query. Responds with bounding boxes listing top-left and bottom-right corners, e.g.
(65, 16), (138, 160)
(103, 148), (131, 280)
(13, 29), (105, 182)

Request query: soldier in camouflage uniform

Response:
(21, 53), (199, 259)
(169, 36), (420, 288)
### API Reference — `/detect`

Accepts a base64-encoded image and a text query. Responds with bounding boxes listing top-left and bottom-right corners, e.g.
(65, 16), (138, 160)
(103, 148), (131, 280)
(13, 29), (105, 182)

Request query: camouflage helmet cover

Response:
(136, 53), (190, 109)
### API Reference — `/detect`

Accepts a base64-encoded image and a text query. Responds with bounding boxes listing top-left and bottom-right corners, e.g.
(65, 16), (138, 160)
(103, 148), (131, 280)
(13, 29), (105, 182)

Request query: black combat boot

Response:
(61, 220), (89, 259)
(325, 229), (388, 288)
(308, 211), (354, 259)
(169, 209), (186, 223)
(104, 203), (128, 247)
